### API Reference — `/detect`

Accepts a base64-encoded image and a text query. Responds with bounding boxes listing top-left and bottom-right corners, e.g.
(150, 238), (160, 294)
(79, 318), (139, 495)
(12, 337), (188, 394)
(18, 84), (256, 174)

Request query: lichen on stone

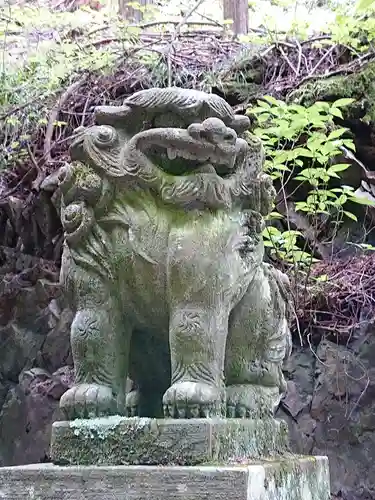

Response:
(69, 416), (148, 440)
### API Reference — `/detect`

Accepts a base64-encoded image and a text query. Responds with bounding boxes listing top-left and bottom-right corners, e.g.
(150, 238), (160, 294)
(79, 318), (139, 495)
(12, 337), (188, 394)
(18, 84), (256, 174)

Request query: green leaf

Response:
(338, 194), (348, 204)
(273, 150), (292, 163)
(342, 140), (356, 151)
(332, 98), (355, 108)
(344, 211), (358, 221)
(350, 194), (375, 206)
(253, 127), (268, 138)
(267, 211), (285, 220)
(328, 163), (351, 172)
(330, 107), (343, 119)
(250, 107), (269, 115)
(256, 99), (271, 109)
(273, 163), (291, 171)
(291, 147), (314, 158)
(270, 172), (283, 180)
(288, 103), (307, 113)
(256, 113), (271, 123)
(263, 240), (274, 247)
(265, 226), (282, 237)
(292, 250), (316, 263)
(327, 128), (348, 141)
(263, 95), (280, 106)
(298, 168), (315, 179)
(356, 0), (375, 11)
(283, 230), (303, 237)
(314, 101), (330, 110)
(326, 169), (340, 179)
(356, 243), (375, 251)
(314, 189), (337, 198)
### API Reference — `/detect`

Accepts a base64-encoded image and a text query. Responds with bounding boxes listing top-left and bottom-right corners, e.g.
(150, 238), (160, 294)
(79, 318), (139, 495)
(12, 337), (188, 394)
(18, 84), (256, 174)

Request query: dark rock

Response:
(281, 380), (306, 418)
(308, 339), (375, 500)
(0, 268), (74, 466)
(277, 347), (316, 455)
(0, 365), (74, 466)
(0, 323), (45, 382)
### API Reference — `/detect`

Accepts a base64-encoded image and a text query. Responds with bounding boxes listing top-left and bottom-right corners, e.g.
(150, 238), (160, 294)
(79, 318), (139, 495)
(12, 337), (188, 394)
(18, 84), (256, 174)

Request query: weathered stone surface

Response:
(0, 457), (330, 500)
(50, 417), (289, 466)
(49, 87), (292, 423)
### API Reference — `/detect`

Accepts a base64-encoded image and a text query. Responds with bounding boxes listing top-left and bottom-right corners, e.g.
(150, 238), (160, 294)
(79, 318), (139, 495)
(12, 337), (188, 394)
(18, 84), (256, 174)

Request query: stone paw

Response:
(60, 383), (117, 420)
(162, 381), (223, 418)
(226, 384), (280, 419)
(125, 389), (140, 417)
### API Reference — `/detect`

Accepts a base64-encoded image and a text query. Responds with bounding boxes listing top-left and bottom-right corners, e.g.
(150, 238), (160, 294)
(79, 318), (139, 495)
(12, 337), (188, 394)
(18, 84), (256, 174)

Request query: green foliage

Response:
(0, 4), (170, 170)
(356, 0), (375, 11)
(248, 96), (374, 267)
(240, 0), (375, 54)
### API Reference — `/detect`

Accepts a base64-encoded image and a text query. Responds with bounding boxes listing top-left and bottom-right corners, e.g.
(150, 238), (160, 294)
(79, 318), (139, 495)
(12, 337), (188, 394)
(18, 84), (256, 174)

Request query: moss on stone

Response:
(289, 61), (375, 123)
(51, 417), (290, 467)
(262, 456), (330, 499)
(72, 161), (95, 181)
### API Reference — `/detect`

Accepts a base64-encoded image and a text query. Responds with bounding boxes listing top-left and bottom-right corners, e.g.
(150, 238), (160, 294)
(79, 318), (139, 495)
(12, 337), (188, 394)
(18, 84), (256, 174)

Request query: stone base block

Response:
(50, 417), (289, 466)
(0, 457), (330, 500)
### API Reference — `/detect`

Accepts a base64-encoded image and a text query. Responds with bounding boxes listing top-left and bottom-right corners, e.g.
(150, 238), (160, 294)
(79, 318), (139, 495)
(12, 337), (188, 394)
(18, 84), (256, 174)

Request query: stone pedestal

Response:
(0, 458), (330, 500)
(0, 417), (330, 499)
(50, 417), (289, 466)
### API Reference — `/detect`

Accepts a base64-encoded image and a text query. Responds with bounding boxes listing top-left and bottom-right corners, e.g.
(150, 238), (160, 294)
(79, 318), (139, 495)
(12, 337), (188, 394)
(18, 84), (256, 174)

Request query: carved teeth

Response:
(228, 156), (236, 169)
(167, 148), (177, 160)
(165, 146), (234, 166)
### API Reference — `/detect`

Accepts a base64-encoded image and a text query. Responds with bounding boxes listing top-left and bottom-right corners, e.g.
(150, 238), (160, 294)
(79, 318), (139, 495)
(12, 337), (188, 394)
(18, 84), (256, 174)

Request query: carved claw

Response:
(125, 389), (140, 417)
(60, 383), (117, 420)
(162, 381), (222, 419)
(226, 384), (279, 419)
(227, 404), (236, 418)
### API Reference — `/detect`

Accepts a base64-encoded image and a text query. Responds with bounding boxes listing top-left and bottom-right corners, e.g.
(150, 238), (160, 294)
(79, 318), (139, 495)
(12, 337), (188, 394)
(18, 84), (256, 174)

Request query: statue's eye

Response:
(224, 133), (235, 142)
(95, 126), (116, 146)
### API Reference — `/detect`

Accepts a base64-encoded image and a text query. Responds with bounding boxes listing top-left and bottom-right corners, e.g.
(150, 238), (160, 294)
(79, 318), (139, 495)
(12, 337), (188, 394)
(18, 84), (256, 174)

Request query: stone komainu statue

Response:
(44, 87), (292, 420)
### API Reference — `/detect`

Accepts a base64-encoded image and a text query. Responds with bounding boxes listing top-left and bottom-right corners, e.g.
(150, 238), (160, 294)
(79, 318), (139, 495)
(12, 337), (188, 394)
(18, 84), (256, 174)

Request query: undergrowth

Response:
(249, 95), (375, 267)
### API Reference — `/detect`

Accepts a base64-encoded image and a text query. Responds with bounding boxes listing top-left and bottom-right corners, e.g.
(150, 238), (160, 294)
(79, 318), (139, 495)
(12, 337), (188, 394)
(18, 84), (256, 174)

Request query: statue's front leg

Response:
(59, 264), (130, 419)
(163, 305), (228, 418)
(60, 308), (117, 419)
(163, 223), (236, 419)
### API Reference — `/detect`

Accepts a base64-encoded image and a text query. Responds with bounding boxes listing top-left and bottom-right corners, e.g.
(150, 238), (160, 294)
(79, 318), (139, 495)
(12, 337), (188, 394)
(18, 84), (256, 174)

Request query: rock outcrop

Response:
(0, 258), (74, 466)
(277, 334), (375, 500)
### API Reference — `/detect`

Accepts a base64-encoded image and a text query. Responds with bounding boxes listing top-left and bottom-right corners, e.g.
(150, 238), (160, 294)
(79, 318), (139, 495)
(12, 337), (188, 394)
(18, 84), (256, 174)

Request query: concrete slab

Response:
(0, 456), (330, 500)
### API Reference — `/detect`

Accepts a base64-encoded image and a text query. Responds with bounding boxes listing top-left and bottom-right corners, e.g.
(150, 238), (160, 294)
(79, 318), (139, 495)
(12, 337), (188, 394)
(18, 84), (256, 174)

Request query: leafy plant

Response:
(356, 0), (375, 11)
(248, 95), (374, 266)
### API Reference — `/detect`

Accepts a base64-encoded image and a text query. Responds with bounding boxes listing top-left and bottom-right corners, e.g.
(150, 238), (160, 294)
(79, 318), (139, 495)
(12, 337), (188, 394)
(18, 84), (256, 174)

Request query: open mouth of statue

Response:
(141, 118), (243, 178)
(69, 118), (247, 180)
(148, 144), (236, 178)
